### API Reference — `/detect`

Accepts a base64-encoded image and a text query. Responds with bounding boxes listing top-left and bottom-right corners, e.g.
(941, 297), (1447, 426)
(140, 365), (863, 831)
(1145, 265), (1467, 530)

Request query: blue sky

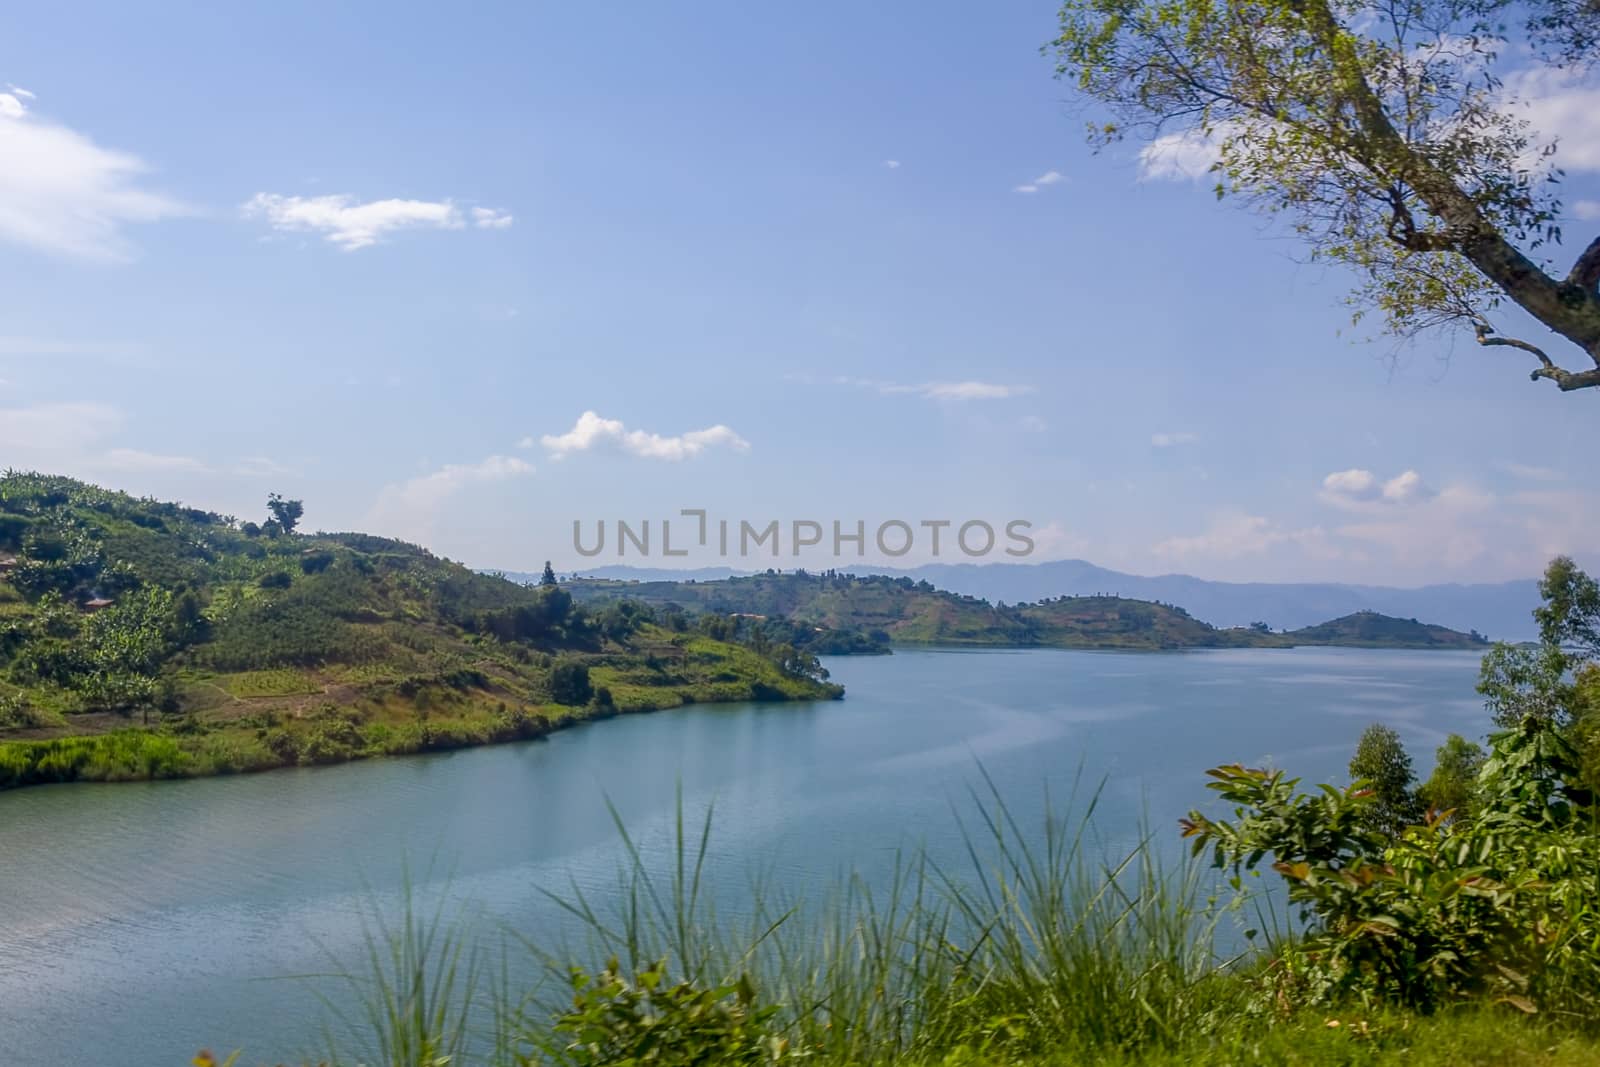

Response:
(2, 1), (1598, 585)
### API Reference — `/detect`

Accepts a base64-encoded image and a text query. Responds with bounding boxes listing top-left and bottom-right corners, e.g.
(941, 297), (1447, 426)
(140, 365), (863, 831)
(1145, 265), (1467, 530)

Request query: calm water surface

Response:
(0, 647), (1486, 1066)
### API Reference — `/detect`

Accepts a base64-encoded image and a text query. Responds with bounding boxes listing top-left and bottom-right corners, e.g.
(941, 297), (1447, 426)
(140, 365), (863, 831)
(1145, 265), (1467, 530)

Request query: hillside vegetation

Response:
(0, 474), (840, 790)
(1286, 610), (1490, 648)
(567, 571), (1490, 651)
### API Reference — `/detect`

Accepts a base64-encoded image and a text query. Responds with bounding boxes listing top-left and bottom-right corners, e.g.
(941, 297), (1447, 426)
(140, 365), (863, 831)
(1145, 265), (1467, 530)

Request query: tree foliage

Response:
(1052, 0), (1600, 390)
(1418, 732), (1487, 818)
(1183, 556), (1600, 1013)
(1348, 722), (1423, 837)
(266, 493), (303, 536)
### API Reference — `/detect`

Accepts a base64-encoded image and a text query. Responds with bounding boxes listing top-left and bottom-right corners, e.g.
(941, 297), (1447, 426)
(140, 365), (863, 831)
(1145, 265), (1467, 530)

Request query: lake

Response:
(0, 646), (1488, 1066)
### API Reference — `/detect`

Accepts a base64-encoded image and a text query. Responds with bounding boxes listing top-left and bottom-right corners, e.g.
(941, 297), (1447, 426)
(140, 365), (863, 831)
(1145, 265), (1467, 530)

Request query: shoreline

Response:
(0, 681), (842, 795)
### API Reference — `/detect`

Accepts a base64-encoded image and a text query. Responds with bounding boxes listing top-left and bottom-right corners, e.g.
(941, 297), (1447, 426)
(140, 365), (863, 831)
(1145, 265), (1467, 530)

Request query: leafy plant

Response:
(541, 958), (787, 1067)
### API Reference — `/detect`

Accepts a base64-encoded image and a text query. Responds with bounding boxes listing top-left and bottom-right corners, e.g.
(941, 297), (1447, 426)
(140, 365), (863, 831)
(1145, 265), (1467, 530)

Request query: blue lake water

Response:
(0, 646), (1488, 1066)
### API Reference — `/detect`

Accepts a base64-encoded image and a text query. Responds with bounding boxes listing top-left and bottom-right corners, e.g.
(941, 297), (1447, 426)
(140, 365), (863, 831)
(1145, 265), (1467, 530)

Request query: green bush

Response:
(1182, 557), (1600, 1015)
(547, 958), (787, 1067)
(550, 658), (593, 706)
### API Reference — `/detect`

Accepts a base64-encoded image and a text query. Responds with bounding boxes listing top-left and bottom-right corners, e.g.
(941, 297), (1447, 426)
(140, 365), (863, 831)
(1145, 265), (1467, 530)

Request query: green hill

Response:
(568, 571), (1271, 649)
(1285, 610), (1490, 649)
(568, 571), (1490, 651)
(0, 474), (840, 790)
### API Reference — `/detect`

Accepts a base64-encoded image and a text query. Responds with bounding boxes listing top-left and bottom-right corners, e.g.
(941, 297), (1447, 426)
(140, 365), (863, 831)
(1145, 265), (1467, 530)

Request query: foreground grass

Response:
(188, 781), (1600, 1067)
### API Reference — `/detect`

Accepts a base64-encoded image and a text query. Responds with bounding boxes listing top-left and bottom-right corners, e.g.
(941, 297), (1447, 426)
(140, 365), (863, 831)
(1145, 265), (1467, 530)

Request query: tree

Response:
(540, 561), (558, 587)
(266, 493), (303, 535)
(1051, 0), (1600, 391)
(549, 658), (593, 706)
(1418, 733), (1486, 818)
(1478, 555), (1600, 729)
(1349, 723), (1423, 836)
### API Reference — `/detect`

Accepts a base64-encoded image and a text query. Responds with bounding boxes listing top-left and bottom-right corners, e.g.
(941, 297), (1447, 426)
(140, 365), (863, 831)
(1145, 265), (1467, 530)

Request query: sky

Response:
(2, 1), (1598, 587)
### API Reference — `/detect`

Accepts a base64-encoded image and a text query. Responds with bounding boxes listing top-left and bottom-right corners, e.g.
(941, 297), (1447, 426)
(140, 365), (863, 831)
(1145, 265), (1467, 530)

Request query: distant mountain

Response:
(539, 561), (1540, 642)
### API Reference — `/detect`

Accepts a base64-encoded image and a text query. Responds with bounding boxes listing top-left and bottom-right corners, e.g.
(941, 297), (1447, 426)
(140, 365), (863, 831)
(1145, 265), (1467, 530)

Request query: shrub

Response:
(547, 958), (786, 1067)
(550, 659), (593, 706)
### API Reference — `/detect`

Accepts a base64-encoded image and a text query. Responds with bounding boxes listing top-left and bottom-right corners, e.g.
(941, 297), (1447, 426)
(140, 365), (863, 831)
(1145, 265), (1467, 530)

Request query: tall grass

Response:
(296, 775), (1255, 1066)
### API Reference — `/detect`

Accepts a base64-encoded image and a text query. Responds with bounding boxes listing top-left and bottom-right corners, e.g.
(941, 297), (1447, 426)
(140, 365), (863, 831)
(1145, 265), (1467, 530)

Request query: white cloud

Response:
(1151, 431), (1199, 447)
(1575, 200), (1600, 221)
(1321, 468), (1434, 509)
(0, 401), (123, 451)
(516, 435), (536, 450)
(0, 89), (187, 260)
(1013, 170), (1066, 194)
(1139, 127), (1224, 181)
(243, 193), (513, 250)
(368, 455), (534, 543)
(892, 380), (1035, 400)
(1021, 415), (1049, 433)
(1321, 468), (1379, 498)
(883, 159), (901, 169)
(1506, 66), (1600, 174)
(1381, 469), (1427, 503)
(470, 206), (514, 229)
(540, 411), (751, 461)
(816, 376), (1035, 401)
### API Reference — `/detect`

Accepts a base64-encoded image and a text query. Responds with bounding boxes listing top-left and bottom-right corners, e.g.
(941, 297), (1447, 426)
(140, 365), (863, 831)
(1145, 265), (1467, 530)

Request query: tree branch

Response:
(1385, 185), (1453, 252)
(1473, 321), (1600, 390)
(1295, 0), (1600, 361)
(1571, 235), (1600, 295)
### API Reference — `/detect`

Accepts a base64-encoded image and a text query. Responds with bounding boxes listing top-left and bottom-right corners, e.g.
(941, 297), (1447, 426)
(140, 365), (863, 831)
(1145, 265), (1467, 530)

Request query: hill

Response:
(567, 572), (1268, 649)
(566, 571), (1491, 651)
(1284, 610), (1490, 649)
(0, 474), (840, 790)
(555, 561), (1538, 641)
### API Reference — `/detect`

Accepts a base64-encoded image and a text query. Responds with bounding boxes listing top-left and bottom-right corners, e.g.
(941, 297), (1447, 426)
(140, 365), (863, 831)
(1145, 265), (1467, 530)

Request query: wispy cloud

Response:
(243, 193), (514, 250)
(368, 455), (535, 543)
(0, 88), (187, 260)
(883, 159), (901, 169)
(99, 448), (209, 473)
(1154, 512), (1336, 562)
(1574, 200), (1600, 221)
(809, 375), (1036, 401)
(541, 411), (750, 461)
(1497, 460), (1564, 482)
(1013, 170), (1066, 194)
(1151, 431), (1199, 447)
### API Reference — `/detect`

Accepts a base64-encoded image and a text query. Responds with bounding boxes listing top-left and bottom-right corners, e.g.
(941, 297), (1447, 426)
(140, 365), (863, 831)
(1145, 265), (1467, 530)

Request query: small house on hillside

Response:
(83, 597), (115, 612)
(0, 554), (17, 575)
